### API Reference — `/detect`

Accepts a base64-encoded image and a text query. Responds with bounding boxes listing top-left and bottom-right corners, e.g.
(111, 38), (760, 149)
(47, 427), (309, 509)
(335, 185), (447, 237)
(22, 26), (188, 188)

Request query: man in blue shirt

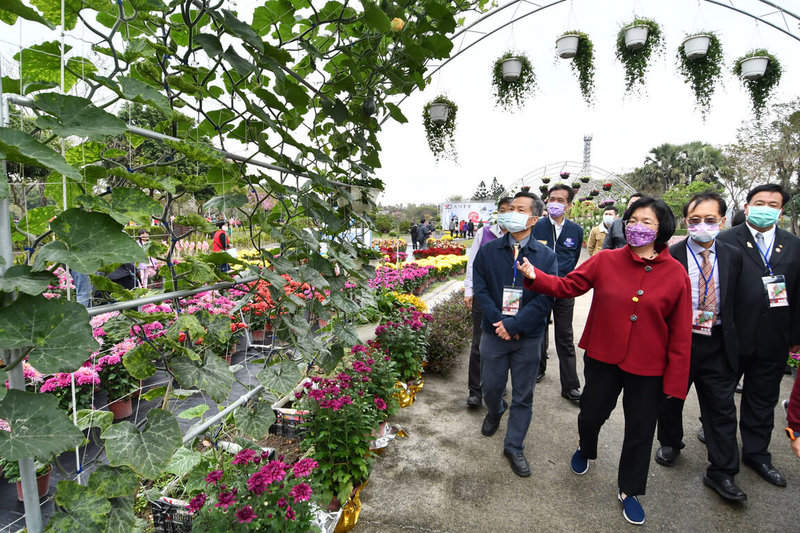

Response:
(532, 184), (584, 402)
(473, 192), (557, 477)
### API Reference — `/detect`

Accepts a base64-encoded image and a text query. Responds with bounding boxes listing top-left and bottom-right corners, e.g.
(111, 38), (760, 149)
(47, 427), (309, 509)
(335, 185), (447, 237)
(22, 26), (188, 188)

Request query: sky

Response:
(373, 0), (800, 205)
(2, 0), (800, 207)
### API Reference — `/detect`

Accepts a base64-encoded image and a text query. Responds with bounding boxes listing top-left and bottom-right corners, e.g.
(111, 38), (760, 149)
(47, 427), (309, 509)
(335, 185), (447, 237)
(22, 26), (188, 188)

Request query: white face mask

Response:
(504, 211), (531, 233)
(602, 215), (615, 226)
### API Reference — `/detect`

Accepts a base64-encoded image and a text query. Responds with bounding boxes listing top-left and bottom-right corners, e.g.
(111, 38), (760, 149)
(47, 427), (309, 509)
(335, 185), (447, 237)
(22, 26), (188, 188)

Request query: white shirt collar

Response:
(746, 222), (776, 247)
(686, 236), (717, 257)
(549, 215), (565, 229)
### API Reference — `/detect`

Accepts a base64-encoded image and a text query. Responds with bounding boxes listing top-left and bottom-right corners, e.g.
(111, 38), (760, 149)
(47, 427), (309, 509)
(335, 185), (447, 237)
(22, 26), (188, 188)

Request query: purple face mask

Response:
(625, 223), (658, 247)
(547, 202), (566, 218)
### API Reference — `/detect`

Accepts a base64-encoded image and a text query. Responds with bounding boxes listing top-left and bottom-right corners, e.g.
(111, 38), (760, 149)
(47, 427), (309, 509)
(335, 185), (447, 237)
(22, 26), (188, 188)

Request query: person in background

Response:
(464, 197), (512, 407)
(450, 217), (457, 238)
(717, 183), (800, 487)
(136, 229), (158, 289)
(519, 196), (691, 526)
(587, 206), (618, 256)
(602, 193), (643, 250)
(410, 222), (419, 251)
(467, 219), (475, 239)
(418, 218), (431, 249)
(655, 192), (747, 502)
(460, 219), (467, 239)
(532, 184), (584, 402)
(473, 192), (556, 478)
(213, 220), (231, 272)
(70, 269), (92, 308)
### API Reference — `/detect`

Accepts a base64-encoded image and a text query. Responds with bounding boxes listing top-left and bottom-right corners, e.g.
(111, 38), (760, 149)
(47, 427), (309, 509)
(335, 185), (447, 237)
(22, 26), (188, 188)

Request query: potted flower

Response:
(571, 181), (581, 190)
(677, 32), (723, 118)
(97, 356), (140, 420)
(580, 176), (591, 183)
(519, 185), (531, 192)
(560, 171), (571, 179)
(557, 31), (596, 104)
(615, 18), (664, 94)
(733, 49), (782, 118)
(423, 95), (458, 162)
(0, 457), (52, 501)
(539, 185), (549, 193)
(373, 307), (432, 383)
(602, 182), (612, 191)
(590, 189), (599, 197)
(541, 177), (551, 184)
(491, 51), (537, 111)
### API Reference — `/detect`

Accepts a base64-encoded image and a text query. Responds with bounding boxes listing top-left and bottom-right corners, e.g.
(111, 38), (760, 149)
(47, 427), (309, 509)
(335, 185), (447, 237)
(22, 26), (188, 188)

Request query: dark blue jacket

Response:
(532, 216), (584, 277)
(473, 232), (557, 338)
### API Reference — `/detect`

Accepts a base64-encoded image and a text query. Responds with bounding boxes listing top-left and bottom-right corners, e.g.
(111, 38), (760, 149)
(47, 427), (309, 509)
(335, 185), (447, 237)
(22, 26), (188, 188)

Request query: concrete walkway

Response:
(353, 257), (800, 532)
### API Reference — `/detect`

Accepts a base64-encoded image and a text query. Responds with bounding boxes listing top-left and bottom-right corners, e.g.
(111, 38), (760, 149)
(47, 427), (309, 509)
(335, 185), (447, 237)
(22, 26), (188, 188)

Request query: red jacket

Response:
(789, 370), (800, 433)
(212, 230), (228, 252)
(523, 245), (692, 399)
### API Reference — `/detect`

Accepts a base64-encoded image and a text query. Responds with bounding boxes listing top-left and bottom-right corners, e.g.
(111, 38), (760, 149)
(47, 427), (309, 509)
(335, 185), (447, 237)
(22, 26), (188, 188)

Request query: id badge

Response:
(691, 309), (714, 336)
(762, 275), (789, 308)
(502, 286), (523, 316)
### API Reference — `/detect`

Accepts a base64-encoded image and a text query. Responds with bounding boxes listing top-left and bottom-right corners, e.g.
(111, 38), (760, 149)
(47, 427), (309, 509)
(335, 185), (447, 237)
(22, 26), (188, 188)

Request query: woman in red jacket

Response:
(519, 197), (691, 526)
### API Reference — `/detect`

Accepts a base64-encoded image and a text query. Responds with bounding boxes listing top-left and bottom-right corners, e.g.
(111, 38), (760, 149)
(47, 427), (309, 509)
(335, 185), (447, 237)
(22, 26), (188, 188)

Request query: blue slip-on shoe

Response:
(571, 448), (588, 475)
(618, 491), (645, 526)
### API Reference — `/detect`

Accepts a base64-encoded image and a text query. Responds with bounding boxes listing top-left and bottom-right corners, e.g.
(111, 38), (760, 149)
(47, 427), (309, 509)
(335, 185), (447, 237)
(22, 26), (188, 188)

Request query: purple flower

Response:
(285, 505), (296, 520)
(232, 448), (258, 466)
(214, 488), (238, 509)
(260, 460), (287, 484)
(235, 505), (258, 523)
(187, 493), (206, 514)
(205, 470), (224, 486)
(292, 458), (318, 478)
(374, 397), (387, 410)
(276, 496), (288, 508)
(289, 482), (313, 503)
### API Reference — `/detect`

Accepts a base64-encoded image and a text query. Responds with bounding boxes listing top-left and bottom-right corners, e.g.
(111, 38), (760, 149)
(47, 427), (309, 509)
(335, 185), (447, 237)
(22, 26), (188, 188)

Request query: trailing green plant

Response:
(423, 95), (458, 162)
(615, 18), (665, 94)
(491, 52), (537, 111)
(677, 32), (723, 119)
(560, 31), (596, 105)
(733, 49), (783, 119)
(425, 291), (472, 376)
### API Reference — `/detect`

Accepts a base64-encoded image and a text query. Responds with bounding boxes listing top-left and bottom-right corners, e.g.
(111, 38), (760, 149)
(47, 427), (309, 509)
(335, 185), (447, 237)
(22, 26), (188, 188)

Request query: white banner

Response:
(440, 202), (496, 227)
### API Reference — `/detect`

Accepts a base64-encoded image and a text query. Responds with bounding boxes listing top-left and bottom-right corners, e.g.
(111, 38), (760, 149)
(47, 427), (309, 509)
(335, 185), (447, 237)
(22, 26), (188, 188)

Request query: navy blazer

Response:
(669, 237), (743, 373)
(718, 224), (800, 357)
(532, 216), (584, 277)
(473, 232), (557, 339)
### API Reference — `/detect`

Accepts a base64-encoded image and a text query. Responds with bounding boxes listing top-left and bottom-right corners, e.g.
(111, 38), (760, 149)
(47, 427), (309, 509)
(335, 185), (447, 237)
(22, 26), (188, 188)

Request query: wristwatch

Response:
(786, 427), (800, 440)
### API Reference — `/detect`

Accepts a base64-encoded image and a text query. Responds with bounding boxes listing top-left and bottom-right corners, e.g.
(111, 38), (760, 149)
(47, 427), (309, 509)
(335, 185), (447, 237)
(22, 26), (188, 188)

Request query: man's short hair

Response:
(548, 183), (575, 203)
(498, 196), (513, 208)
(513, 191), (545, 217)
(602, 206), (618, 214)
(683, 191), (727, 217)
(746, 183), (790, 207)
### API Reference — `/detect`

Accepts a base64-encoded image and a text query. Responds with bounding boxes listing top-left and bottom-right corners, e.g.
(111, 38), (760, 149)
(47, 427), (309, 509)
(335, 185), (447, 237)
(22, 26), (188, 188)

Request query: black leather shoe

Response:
(703, 472), (747, 501)
(743, 460), (787, 487)
(481, 413), (501, 436)
(466, 394), (482, 408)
(697, 426), (706, 444)
(655, 446), (680, 467)
(561, 388), (581, 402)
(503, 450), (531, 477)
(536, 371), (545, 383)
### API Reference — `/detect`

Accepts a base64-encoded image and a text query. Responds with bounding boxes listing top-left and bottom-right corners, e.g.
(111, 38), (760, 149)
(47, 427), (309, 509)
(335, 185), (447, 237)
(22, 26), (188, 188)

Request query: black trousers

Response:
(468, 298), (484, 396)
(657, 326), (739, 475)
(738, 347), (789, 464)
(539, 298), (580, 391)
(579, 355), (663, 496)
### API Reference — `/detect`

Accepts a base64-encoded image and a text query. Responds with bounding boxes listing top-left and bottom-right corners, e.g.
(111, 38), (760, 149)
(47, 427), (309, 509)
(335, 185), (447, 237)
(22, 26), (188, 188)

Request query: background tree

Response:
(489, 177), (505, 199)
(472, 180), (489, 200)
(662, 181), (724, 222)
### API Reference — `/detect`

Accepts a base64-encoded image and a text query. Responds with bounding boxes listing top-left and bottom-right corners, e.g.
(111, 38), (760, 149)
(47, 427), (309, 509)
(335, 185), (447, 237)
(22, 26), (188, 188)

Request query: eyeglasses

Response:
(625, 219), (659, 229)
(686, 217), (721, 225)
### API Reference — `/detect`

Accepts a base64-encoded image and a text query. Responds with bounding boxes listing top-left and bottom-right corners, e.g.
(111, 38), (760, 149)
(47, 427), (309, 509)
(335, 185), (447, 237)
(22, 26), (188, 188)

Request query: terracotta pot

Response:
(16, 466), (51, 501)
(109, 397), (133, 420)
(251, 329), (266, 342)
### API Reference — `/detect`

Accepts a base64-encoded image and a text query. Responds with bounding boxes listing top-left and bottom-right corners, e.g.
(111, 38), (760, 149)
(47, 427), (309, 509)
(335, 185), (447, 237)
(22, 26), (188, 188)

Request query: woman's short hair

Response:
(622, 196), (676, 247)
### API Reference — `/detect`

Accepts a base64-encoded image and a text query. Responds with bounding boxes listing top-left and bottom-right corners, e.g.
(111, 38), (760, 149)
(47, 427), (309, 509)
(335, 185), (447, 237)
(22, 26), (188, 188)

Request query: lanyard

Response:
(512, 243), (520, 285)
(753, 232), (776, 275)
(688, 243), (716, 307)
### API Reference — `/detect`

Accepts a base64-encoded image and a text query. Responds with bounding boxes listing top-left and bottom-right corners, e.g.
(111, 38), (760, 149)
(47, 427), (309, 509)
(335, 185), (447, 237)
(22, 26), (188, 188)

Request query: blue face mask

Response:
(497, 213), (510, 231)
(746, 205), (781, 228)
(503, 211), (531, 233)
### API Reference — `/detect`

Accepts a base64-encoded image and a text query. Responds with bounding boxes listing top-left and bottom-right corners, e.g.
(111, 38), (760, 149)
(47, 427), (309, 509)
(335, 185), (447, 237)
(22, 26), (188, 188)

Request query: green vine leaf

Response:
(35, 93), (128, 140)
(48, 480), (111, 533)
(102, 409), (182, 479)
(677, 32), (723, 119)
(733, 49), (782, 119)
(171, 352), (234, 404)
(122, 342), (158, 380)
(117, 76), (172, 116)
(0, 127), (81, 179)
(166, 446), (203, 477)
(422, 95), (458, 162)
(234, 394), (276, 440)
(0, 390), (84, 461)
(615, 18), (665, 95)
(0, 265), (57, 295)
(33, 208), (147, 274)
(0, 294), (97, 374)
(88, 465), (139, 499)
(75, 409), (114, 433)
(0, 0), (54, 28)
(177, 404), (209, 419)
(13, 41), (96, 94)
(174, 213), (218, 233)
(15, 205), (58, 236)
(362, 1), (391, 33)
(203, 192), (249, 211)
(258, 360), (303, 396)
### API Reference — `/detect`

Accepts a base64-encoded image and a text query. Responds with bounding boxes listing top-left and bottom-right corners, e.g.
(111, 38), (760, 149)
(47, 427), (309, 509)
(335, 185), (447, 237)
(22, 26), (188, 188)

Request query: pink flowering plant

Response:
(351, 342), (400, 418)
(189, 450), (320, 532)
(374, 307), (433, 382)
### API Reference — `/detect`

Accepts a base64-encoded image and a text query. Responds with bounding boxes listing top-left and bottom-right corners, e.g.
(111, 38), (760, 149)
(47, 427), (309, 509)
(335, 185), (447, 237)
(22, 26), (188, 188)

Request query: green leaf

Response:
(35, 93), (127, 140)
(14, 41), (93, 94)
(107, 496), (136, 533)
(118, 76), (171, 116)
(102, 409), (181, 479)
(194, 34), (223, 57)
(33, 208), (147, 274)
(0, 370), (6, 401)
(141, 385), (167, 402)
(48, 480), (111, 533)
(166, 446), (203, 477)
(163, 139), (225, 166)
(0, 127), (81, 179)
(75, 409), (114, 433)
(203, 193), (249, 211)
(109, 187), (163, 225)
(171, 353), (233, 404)
(0, 390), (84, 461)
(174, 213), (217, 233)
(0, 265), (57, 295)
(385, 102), (408, 123)
(234, 394), (276, 440)
(362, 1), (391, 32)
(177, 404), (209, 419)
(16, 205), (58, 236)
(0, 294), (97, 374)
(87, 465), (138, 499)
(122, 343), (158, 380)
(257, 360), (303, 396)
(0, 0), (54, 28)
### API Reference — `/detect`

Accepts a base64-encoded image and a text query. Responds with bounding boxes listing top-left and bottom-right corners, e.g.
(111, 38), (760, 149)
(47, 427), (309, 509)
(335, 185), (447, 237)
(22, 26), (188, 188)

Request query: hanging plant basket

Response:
(501, 58), (523, 81)
(733, 49), (782, 119)
(616, 18), (664, 95)
(541, 177), (551, 184)
(602, 183), (612, 191)
(738, 56), (769, 80)
(571, 181), (581, 189)
(423, 95), (458, 162)
(580, 176), (590, 183)
(492, 51), (537, 112)
(557, 31), (596, 105)
(589, 190), (599, 197)
(677, 31), (723, 119)
(539, 185), (549, 193)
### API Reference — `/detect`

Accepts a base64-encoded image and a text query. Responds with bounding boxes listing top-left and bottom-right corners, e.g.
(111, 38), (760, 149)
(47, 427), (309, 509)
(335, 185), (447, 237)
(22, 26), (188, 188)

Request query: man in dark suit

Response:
(718, 183), (800, 487)
(655, 192), (747, 501)
(532, 184), (584, 402)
